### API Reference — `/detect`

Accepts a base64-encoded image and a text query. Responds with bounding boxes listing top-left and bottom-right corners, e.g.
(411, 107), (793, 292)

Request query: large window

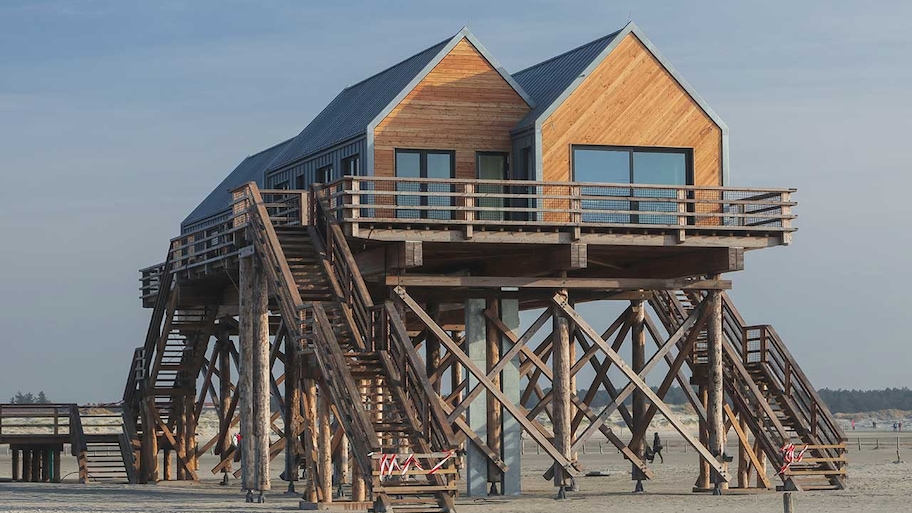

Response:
(395, 149), (455, 219)
(572, 146), (691, 224)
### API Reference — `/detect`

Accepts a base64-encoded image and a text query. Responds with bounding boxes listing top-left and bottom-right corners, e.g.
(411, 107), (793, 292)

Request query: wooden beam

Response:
(618, 248), (744, 278)
(355, 241), (423, 276)
(386, 275), (731, 290)
(553, 295), (730, 482)
(725, 404), (771, 489)
(393, 286), (577, 473)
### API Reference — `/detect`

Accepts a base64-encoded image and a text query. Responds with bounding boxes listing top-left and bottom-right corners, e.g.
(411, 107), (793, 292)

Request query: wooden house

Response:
(122, 22), (845, 512)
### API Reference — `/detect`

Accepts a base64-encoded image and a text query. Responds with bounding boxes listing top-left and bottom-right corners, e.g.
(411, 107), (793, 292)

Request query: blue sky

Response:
(1, 1), (910, 402)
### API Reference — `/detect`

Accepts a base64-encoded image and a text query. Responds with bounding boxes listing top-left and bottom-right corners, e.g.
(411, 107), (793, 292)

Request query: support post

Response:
(631, 300), (647, 492)
(141, 399), (158, 483)
(285, 345), (301, 493)
(53, 448), (61, 483)
(464, 297), (488, 496)
(707, 287), (725, 495)
(303, 376), (318, 503)
(500, 296), (522, 496)
(318, 386), (333, 503)
(552, 290), (573, 496)
(252, 258), (271, 493)
(485, 296), (503, 494)
(12, 449), (19, 481)
(163, 450), (173, 481)
(239, 256), (256, 491)
(218, 332), (233, 477)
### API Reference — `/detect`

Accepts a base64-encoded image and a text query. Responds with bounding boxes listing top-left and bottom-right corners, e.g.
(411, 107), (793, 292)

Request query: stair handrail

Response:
(383, 301), (459, 451)
(310, 182), (375, 345)
(236, 183), (306, 343)
(139, 247), (175, 379)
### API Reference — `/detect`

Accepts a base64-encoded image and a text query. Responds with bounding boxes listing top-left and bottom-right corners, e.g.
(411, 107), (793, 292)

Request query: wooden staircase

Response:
(127, 247), (218, 482)
(242, 184), (458, 513)
(650, 290), (847, 491)
(71, 407), (137, 483)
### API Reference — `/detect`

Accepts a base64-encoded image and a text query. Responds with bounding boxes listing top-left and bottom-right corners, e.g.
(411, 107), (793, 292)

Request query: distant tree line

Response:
(818, 388), (912, 413)
(8, 391), (51, 404)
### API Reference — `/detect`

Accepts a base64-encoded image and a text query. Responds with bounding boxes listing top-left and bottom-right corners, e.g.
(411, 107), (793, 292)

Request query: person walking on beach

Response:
(852, 418), (856, 430)
(652, 433), (664, 464)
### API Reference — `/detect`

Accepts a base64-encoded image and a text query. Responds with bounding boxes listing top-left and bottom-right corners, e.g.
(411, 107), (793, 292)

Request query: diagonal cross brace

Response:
(394, 286), (577, 475)
(553, 294), (730, 482)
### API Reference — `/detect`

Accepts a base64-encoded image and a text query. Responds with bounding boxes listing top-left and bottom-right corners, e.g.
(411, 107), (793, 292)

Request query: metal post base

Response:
(633, 480), (645, 493)
(557, 486), (567, 499)
(489, 482), (500, 496)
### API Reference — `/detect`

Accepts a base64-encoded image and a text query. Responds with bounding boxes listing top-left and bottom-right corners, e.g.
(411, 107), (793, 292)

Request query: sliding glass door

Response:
(572, 146), (691, 224)
(395, 149), (455, 219)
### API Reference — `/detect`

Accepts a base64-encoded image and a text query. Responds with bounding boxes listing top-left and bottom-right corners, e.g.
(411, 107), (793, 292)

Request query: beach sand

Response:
(0, 431), (909, 513)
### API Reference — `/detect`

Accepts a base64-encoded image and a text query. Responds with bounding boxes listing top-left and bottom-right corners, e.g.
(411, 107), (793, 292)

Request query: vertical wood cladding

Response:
(373, 39), (530, 179)
(541, 33), (723, 187)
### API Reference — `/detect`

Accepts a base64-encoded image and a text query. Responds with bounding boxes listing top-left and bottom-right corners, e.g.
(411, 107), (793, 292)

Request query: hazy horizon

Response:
(1, 1), (910, 403)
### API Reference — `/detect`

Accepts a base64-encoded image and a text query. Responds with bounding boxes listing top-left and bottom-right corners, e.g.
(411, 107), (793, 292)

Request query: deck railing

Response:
(318, 176), (796, 241)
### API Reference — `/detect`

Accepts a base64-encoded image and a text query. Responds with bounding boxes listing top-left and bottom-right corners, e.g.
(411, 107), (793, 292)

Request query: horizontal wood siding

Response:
(541, 33), (722, 187)
(373, 39), (530, 180)
(267, 138), (366, 189)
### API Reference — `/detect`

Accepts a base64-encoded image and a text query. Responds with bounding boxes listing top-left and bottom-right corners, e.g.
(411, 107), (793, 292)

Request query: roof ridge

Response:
(341, 34), (453, 91)
(512, 28), (623, 76)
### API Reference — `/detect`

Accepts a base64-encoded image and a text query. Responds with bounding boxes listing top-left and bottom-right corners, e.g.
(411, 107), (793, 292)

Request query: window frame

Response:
(394, 148), (456, 219)
(570, 145), (694, 186)
(315, 164), (333, 184)
(341, 154), (360, 176)
(571, 145), (694, 225)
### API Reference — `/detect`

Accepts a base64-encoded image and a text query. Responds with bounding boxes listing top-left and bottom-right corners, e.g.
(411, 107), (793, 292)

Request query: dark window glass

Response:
(295, 174), (306, 190)
(477, 153), (507, 221)
(572, 146), (692, 224)
(274, 181), (289, 190)
(315, 164), (333, 184)
(395, 149), (454, 219)
(342, 154), (360, 176)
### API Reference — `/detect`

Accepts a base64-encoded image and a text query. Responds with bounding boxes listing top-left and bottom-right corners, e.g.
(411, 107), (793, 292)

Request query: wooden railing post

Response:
(676, 188), (687, 243)
(570, 184), (581, 241)
(781, 191), (792, 245)
(349, 178), (360, 237)
(464, 182), (474, 239)
(300, 191), (309, 226)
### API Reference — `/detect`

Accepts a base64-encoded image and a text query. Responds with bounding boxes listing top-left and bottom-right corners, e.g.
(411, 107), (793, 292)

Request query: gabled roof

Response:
(182, 138), (292, 229)
(510, 22), (730, 183)
(269, 27), (533, 173)
(266, 37), (451, 172)
(512, 28), (622, 131)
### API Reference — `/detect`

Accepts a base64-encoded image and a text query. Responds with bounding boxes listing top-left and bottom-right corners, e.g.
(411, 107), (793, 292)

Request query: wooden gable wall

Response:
(541, 33), (723, 186)
(373, 39), (531, 179)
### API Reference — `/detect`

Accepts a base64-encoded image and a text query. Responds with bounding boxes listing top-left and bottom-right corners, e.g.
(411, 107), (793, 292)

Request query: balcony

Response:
(317, 177), (796, 248)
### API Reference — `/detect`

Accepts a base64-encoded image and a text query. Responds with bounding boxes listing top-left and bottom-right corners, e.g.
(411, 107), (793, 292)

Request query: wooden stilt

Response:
(285, 345), (301, 490)
(40, 448), (49, 482)
(551, 290), (572, 492)
(303, 375), (318, 503)
(427, 303), (442, 395)
(755, 439), (767, 488)
(31, 449), (40, 482)
(53, 448), (61, 483)
(12, 449), (19, 481)
(339, 434), (349, 488)
(239, 256), (256, 491)
(486, 297), (503, 491)
(707, 287), (725, 494)
(252, 258), (271, 492)
(351, 379), (368, 502)
(141, 398), (159, 483)
(631, 300), (647, 486)
(697, 384), (710, 490)
(318, 386), (333, 503)
(176, 396), (186, 480)
(218, 334), (233, 474)
(163, 450), (173, 481)
(738, 413), (749, 487)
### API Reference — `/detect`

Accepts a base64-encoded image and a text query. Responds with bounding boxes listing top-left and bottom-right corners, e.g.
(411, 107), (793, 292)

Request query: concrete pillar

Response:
(464, 297), (488, 496)
(499, 297), (522, 496)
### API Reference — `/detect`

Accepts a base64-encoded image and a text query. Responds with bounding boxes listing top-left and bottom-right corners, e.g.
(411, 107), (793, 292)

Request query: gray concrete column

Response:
(464, 297), (488, 496)
(499, 297), (522, 496)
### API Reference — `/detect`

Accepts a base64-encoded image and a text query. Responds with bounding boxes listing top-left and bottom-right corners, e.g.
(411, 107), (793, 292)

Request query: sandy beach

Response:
(0, 431), (909, 513)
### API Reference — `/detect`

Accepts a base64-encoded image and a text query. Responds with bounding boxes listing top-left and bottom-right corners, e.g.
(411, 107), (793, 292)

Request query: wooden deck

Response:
(139, 178), (795, 305)
(320, 177), (795, 247)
